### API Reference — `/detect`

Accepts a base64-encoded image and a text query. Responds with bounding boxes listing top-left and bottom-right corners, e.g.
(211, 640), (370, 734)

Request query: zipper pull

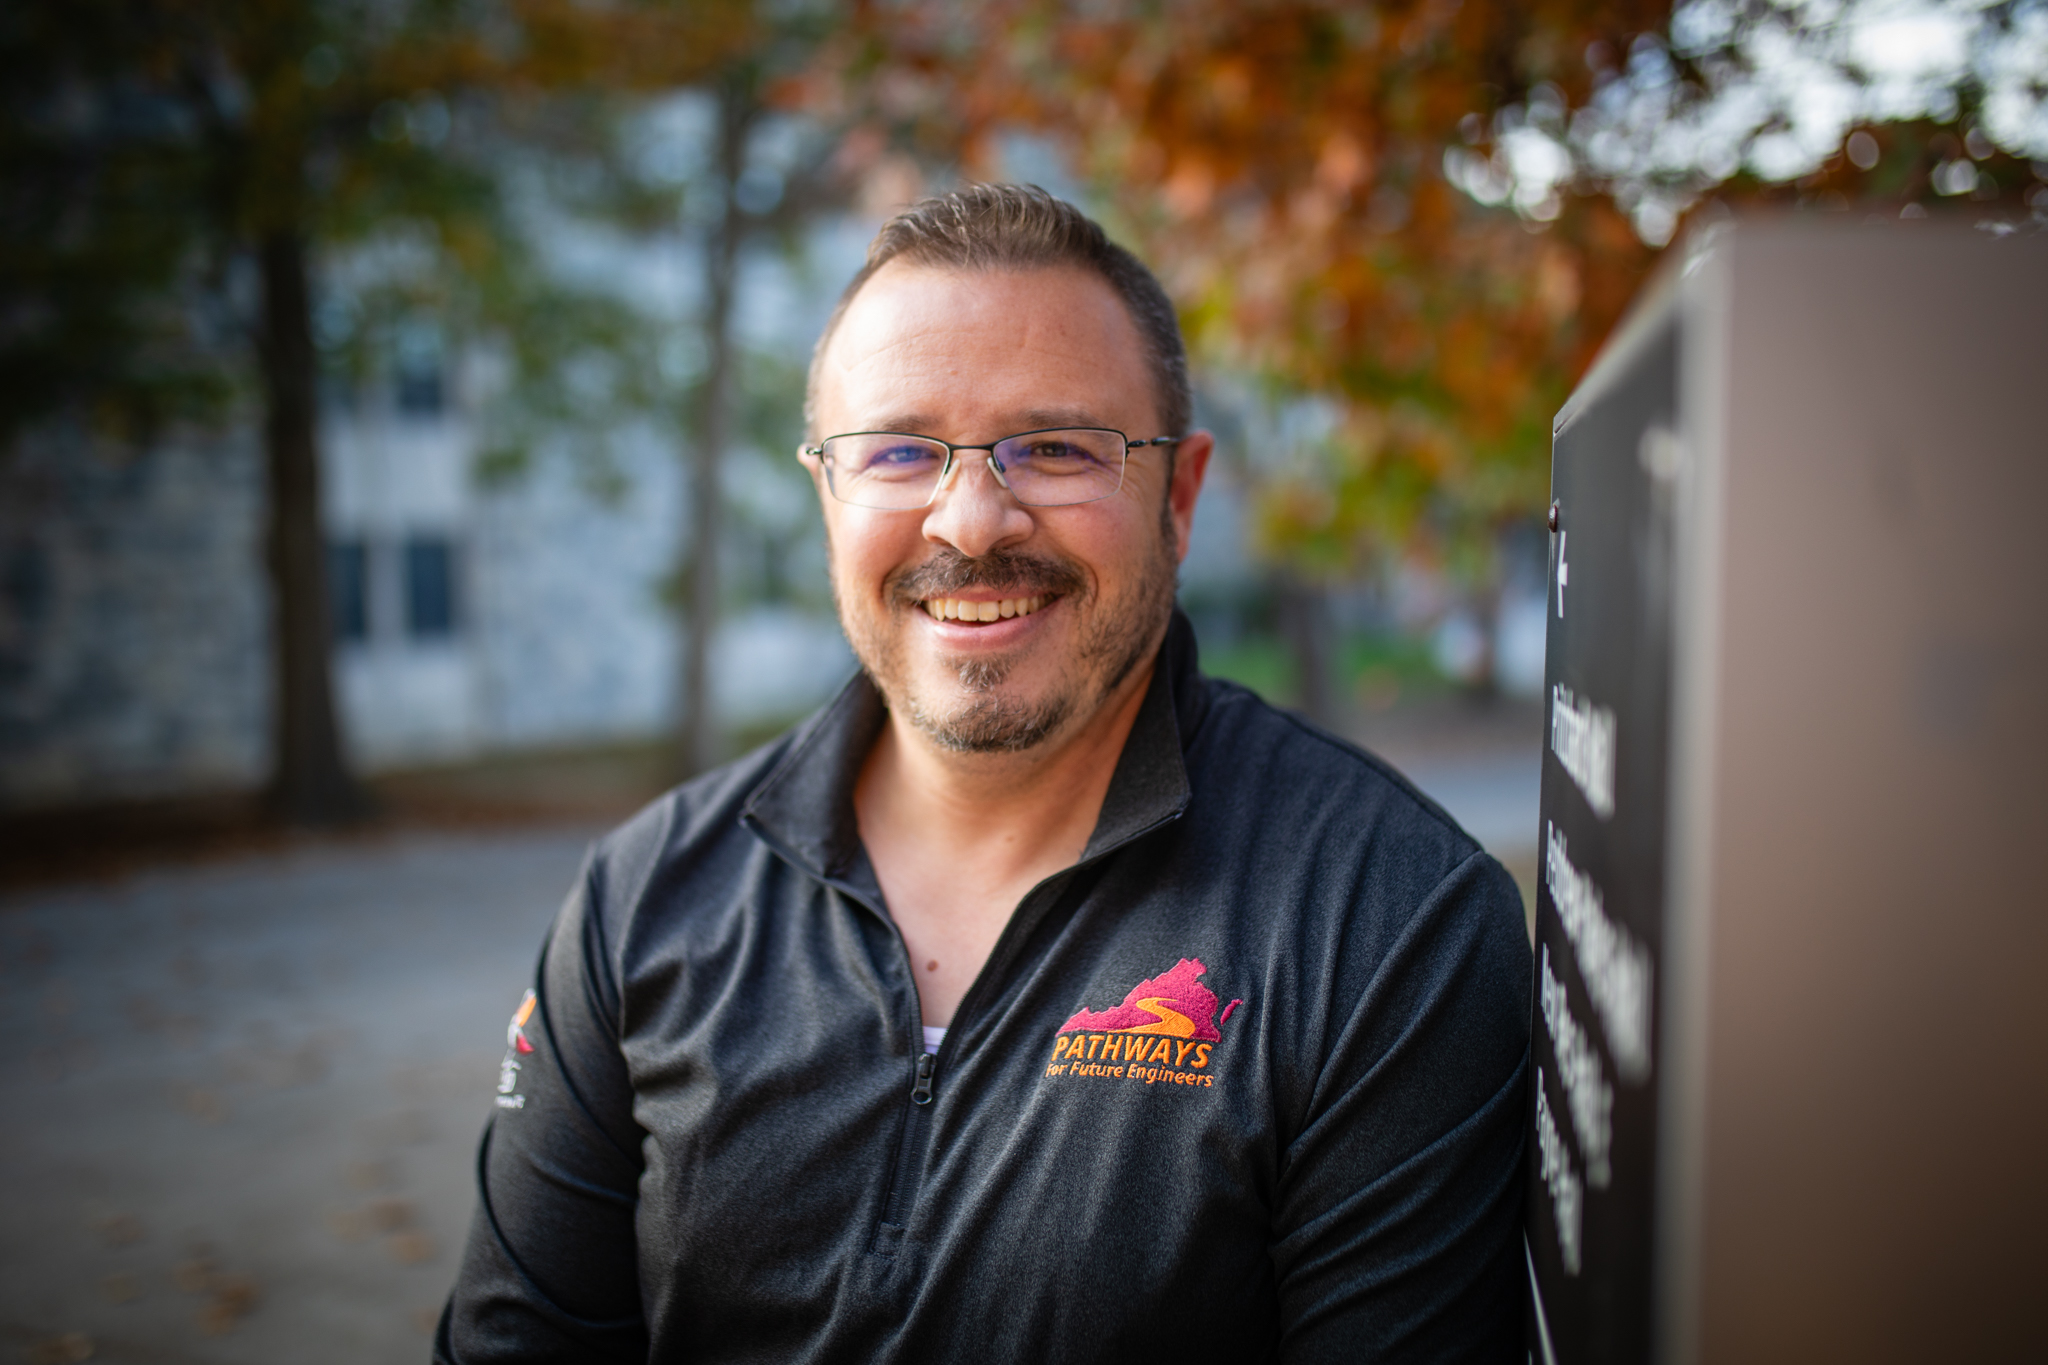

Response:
(910, 1050), (935, 1105)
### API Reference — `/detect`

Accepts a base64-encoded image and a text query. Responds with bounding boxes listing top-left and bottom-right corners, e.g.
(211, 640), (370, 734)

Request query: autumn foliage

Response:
(807, 0), (1672, 574)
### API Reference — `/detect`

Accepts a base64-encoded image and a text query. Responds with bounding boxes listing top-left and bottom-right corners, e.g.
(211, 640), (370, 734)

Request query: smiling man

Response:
(439, 185), (1531, 1364)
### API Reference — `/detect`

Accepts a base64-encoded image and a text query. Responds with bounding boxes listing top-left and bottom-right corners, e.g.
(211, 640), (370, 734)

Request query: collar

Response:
(740, 608), (1208, 888)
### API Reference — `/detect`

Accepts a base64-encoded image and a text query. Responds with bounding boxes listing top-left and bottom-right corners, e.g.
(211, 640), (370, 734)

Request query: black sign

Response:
(1527, 314), (1678, 1365)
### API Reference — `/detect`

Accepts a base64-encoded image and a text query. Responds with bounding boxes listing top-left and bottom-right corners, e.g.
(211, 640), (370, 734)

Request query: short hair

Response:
(806, 184), (1191, 440)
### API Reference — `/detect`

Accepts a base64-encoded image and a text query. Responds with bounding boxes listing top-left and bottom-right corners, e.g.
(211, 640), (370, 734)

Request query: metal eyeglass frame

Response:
(800, 427), (1184, 509)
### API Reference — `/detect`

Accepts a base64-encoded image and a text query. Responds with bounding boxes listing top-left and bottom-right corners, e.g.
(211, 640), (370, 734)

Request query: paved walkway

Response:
(0, 717), (1543, 1365)
(0, 828), (598, 1364)
(1400, 750), (1540, 864)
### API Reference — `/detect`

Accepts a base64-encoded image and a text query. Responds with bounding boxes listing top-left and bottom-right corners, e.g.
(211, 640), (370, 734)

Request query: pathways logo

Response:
(496, 989), (537, 1110)
(1045, 958), (1243, 1091)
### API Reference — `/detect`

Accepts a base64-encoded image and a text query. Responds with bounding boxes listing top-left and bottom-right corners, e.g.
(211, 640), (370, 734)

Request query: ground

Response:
(0, 691), (1539, 1363)
(0, 828), (591, 1364)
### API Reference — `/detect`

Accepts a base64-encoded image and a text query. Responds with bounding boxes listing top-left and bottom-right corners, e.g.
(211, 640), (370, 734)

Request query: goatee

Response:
(833, 531), (1176, 753)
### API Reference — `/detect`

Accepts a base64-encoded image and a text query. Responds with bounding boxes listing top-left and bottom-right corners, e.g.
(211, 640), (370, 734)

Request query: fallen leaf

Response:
(29, 1332), (93, 1364)
(197, 1273), (259, 1335)
(386, 1230), (436, 1265)
(173, 1254), (216, 1294)
(366, 1196), (416, 1233)
(178, 1087), (227, 1125)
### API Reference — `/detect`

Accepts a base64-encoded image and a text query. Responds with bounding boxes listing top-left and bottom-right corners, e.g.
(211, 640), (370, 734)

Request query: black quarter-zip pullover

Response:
(439, 611), (1531, 1363)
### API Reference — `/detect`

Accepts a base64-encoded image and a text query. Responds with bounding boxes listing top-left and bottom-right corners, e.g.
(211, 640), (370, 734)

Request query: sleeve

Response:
(435, 858), (650, 1363)
(1272, 848), (1532, 1364)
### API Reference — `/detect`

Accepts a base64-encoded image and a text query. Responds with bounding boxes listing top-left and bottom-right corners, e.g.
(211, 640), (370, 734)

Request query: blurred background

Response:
(2, 0), (2042, 1358)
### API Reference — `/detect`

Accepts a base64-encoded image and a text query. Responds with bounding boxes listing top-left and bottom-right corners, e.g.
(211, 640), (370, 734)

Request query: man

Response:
(439, 184), (1530, 1363)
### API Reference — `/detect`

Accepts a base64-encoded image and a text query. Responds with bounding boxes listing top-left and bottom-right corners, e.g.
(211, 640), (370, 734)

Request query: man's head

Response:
(802, 184), (1210, 756)
(806, 184), (1191, 442)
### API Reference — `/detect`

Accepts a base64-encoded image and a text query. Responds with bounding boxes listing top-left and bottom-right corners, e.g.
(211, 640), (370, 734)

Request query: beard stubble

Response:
(832, 508), (1179, 753)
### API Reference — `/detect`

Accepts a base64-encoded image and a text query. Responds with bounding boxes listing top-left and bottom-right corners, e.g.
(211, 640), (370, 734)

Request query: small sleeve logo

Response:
(1045, 958), (1244, 1089)
(496, 989), (537, 1109)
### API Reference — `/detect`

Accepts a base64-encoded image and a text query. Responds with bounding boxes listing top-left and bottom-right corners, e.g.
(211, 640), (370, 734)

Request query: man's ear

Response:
(797, 443), (829, 499)
(1166, 431), (1213, 564)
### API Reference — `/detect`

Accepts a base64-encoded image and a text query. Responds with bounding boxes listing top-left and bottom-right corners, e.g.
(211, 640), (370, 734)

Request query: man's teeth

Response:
(921, 595), (1047, 622)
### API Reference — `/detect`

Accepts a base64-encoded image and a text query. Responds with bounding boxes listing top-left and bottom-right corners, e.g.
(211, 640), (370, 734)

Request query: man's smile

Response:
(884, 545), (1086, 653)
(918, 594), (1051, 622)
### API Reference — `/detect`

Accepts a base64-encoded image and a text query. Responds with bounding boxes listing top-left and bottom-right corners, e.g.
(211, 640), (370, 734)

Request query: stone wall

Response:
(0, 414), (854, 813)
(0, 428), (270, 809)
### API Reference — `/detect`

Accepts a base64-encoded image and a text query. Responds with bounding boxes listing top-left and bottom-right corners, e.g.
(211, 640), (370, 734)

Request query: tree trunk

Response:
(1277, 574), (1341, 732)
(677, 76), (756, 778)
(259, 229), (367, 824)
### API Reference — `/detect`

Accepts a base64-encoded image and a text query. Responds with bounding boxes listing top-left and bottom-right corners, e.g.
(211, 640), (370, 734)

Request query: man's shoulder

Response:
(1187, 673), (1484, 865)
(581, 722), (809, 919)
(1179, 674), (1530, 1070)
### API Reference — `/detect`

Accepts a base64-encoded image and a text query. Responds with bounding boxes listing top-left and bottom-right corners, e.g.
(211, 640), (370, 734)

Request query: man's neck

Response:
(853, 651), (1158, 1025)
(858, 655), (1157, 877)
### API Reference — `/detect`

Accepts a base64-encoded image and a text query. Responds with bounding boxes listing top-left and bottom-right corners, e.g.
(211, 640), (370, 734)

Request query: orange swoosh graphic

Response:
(1123, 997), (1197, 1037)
(1057, 959), (1226, 1041)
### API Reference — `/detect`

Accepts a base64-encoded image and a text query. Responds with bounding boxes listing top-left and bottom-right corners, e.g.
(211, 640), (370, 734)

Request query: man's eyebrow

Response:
(1015, 407), (1108, 431)
(858, 414), (940, 435)
(850, 408), (1112, 437)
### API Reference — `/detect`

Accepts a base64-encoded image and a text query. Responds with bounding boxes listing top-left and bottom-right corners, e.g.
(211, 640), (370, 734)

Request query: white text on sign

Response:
(1541, 944), (1614, 1187)
(1536, 1068), (1584, 1275)
(1550, 684), (1616, 817)
(1545, 821), (1654, 1083)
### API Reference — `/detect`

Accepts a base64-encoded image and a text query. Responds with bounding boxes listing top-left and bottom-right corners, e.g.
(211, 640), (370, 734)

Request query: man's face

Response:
(806, 262), (1207, 753)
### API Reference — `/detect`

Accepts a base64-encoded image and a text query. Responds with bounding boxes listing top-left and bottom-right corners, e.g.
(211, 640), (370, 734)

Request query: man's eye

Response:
(1016, 437), (1112, 472)
(1022, 439), (1104, 464)
(857, 442), (941, 474)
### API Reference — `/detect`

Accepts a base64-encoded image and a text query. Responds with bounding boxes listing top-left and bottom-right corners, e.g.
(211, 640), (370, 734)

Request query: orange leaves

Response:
(821, 0), (1675, 564)
(1315, 131), (1373, 199)
(500, 0), (762, 92)
(1533, 244), (1581, 324)
(1163, 159), (1218, 219)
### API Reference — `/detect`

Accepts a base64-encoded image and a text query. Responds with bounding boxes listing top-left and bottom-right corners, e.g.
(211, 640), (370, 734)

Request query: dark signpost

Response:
(1525, 222), (2048, 1365)
(1528, 296), (1676, 1365)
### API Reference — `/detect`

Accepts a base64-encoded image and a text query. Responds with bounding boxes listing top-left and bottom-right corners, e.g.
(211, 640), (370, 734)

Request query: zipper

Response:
(860, 827), (1177, 1248)
(738, 701), (1192, 1256)
(877, 1035), (938, 1239)
(872, 873), (1065, 1241)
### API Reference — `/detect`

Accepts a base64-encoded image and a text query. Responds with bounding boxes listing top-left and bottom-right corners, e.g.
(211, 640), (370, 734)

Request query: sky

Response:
(1451, 0), (2048, 242)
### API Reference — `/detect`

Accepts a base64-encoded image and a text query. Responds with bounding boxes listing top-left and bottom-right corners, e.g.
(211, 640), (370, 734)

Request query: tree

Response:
(677, 55), (847, 778)
(816, 0), (2045, 712)
(1, 0), (764, 819)
(6, 1), (495, 820)
(1533, 0), (2048, 241)
(493, 3), (856, 777)
(817, 0), (1667, 714)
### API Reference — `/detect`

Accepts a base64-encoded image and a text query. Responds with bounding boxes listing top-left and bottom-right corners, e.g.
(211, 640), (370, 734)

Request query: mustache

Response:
(886, 547), (1086, 606)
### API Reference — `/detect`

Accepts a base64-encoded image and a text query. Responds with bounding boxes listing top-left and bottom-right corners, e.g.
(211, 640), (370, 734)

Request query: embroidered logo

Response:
(1044, 958), (1244, 1090)
(496, 989), (537, 1109)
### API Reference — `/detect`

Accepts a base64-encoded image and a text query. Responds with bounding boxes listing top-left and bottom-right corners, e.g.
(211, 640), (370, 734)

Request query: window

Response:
(394, 321), (445, 418)
(328, 539), (369, 643)
(395, 357), (443, 416)
(404, 536), (458, 639)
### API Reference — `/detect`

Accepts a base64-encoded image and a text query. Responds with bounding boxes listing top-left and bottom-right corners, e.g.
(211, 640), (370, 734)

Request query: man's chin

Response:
(900, 680), (1074, 755)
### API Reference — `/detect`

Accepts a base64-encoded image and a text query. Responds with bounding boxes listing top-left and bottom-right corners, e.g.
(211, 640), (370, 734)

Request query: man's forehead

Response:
(815, 261), (1155, 429)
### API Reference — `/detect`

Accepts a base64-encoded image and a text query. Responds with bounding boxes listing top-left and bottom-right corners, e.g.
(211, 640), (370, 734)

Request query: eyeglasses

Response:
(801, 427), (1182, 510)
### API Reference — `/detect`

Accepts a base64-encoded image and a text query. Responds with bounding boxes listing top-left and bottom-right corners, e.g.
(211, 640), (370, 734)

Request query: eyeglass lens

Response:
(822, 429), (1128, 509)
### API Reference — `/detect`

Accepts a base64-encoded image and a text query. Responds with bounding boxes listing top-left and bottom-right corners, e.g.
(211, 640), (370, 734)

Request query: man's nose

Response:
(921, 454), (1035, 559)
